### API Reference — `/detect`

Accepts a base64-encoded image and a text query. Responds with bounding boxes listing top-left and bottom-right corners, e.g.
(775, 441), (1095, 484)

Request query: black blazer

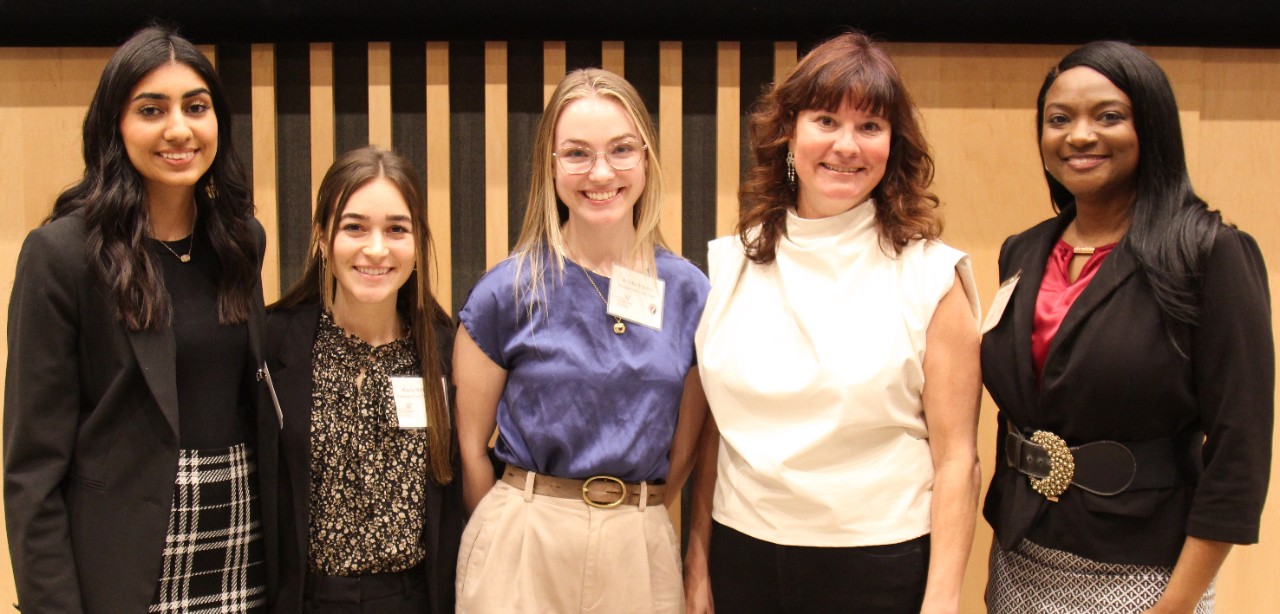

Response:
(3, 211), (280, 613)
(980, 208), (1274, 566)
(264, 302), (462, 614)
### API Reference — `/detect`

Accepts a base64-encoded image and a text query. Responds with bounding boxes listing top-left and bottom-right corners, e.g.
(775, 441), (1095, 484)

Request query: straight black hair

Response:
(1037, 41), (1222, 326)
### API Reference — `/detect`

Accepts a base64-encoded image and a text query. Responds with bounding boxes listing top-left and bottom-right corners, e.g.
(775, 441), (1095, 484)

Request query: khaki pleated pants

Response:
(456, 473), (683, 613)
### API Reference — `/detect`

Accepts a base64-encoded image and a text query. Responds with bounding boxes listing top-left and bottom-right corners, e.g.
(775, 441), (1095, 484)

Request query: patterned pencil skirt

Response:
(149, 443), (267, 613)
(987, 539), (1214, 614)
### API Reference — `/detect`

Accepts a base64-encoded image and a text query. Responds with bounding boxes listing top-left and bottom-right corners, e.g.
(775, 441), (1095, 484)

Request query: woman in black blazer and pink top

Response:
(981, 41), (1273, 613)
(266, 147), (462, 613)
(4, 26), (277, 613)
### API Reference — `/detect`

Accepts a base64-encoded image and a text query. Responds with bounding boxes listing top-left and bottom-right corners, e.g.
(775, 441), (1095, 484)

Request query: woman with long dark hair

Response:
(5, 25), (275, 612)
(688, 31), (982, 613)
(266, 146), (461, 613)
(981, 41), (1273, 613)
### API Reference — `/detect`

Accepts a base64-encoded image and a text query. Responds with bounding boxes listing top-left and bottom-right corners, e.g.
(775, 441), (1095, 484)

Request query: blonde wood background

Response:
(1, 41), (1277, 612)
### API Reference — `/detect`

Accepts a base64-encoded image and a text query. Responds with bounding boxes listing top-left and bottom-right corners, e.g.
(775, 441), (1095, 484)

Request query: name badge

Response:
(981, 270), (1021, 335)
(390, 376), (428, 429)
(607, 264), (665, 331)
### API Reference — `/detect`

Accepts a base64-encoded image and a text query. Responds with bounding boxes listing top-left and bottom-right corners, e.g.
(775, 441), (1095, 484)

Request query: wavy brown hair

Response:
(738, 31), (940, 263)
(274, 146), (454, 484)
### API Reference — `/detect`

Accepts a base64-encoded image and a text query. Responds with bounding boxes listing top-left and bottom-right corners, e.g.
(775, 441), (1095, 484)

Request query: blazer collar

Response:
(1010, 207), (1139, 411)
(126, 326), (180, 437)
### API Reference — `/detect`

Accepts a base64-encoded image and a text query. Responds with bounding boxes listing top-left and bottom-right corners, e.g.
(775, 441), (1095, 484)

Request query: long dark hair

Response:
(49, 24), (258, 331)
(274, 146), (454, 484)
(1037, 41), (1222, 326)
(738, 31), (940, 264)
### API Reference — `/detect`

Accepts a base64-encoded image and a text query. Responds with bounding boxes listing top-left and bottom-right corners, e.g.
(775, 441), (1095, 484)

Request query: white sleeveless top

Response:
(696, 201), (978, 547)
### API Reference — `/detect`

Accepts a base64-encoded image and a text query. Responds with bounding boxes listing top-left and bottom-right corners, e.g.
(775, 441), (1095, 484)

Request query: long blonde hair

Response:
(511, 68), (667, 319)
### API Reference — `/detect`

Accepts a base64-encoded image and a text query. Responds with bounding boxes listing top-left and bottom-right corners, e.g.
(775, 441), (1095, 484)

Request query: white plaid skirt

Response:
(988, 539), (1214, 613)
(149, 443), (266, 613)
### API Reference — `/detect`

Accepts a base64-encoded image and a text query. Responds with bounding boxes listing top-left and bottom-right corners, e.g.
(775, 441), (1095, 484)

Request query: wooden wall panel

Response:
(2, 41), (1278, 614)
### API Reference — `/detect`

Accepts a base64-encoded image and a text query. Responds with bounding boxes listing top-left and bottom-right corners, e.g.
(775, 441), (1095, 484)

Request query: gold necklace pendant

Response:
(613, 320), (626, 334)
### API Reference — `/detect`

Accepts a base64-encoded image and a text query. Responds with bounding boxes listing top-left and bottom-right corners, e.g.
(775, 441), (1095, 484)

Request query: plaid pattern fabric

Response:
(149, 443), (266, 613)
(988, 539), (1214, 613)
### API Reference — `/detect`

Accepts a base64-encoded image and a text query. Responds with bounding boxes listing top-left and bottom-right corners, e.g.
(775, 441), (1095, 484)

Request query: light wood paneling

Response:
(543, 41), (566, 106)
(773, 41), (797, 83)
(602, 41), (625, 76)
(715, 42), (740, 238)
(485, 42), (509, 267)
(659, 41), (683, 254)
(367, 42), (392, 148)
(425, 42), (451, 311)
(2, 41), (1278, 614)
(251, 44), (280, 302)
(309, 43), (335, 210)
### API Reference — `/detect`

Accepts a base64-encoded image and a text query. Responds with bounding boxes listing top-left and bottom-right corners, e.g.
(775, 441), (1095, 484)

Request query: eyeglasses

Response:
(552, 141), (648, 174)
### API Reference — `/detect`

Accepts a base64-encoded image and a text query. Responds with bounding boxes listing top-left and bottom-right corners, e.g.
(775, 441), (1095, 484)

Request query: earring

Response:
(204, 176), (218, 200)
(785, 151), (797, 192)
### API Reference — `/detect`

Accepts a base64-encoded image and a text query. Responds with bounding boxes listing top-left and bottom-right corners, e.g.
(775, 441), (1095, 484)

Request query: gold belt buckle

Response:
(582, 475), (627, 508)
(1029, 430), (1075, 502)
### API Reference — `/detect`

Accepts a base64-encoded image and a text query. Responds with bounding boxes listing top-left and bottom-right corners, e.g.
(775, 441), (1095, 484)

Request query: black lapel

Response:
(126, 326), (179, 437)
(1009, 215), (1071, 420)
(1042, 240), (1138, 370)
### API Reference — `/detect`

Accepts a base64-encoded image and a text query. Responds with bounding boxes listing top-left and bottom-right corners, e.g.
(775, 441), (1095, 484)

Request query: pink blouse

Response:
(1032, 240), (1117, 378)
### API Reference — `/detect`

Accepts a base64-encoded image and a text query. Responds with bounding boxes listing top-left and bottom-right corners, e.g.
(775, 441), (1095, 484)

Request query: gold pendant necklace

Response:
(155, 206), (197, 263)
(579, 263), (625, 334)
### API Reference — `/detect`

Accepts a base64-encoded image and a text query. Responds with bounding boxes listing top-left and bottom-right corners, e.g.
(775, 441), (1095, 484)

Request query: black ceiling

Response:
(1, 1), (1277, 48)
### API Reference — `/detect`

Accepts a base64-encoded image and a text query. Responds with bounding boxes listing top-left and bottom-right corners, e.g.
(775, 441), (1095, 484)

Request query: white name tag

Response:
(390, 376), (428, 429)
(607, 264), (665, 331)
(981, 271), (1021, 335)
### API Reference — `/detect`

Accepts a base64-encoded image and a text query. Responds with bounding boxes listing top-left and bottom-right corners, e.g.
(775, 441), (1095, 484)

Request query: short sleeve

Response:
(921, 240), (981, 323)
(456, 261), (518, 370)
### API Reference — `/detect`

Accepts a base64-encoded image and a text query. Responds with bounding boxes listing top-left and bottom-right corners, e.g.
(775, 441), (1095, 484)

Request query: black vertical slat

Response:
(738, 40), (775, 213)
(391, 41), (427, 178)
(274, 42), (311, 291)
(333, 41), (369, 156)
(681, 41), (717, 272)
(565, 40), (602, 72)
(215, 44), (253, 189)
(623, 40), (661, 129)
(507, 40), (543, 251)
(449, 41), (487, 310)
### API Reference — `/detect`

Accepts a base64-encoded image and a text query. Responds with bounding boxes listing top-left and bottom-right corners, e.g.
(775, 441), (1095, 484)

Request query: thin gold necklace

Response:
(578, 263), (625, 335)
(155, 206), (197, 263)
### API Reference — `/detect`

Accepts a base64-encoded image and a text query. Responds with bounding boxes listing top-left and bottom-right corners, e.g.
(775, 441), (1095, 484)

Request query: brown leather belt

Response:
(501, 465), (664, 508)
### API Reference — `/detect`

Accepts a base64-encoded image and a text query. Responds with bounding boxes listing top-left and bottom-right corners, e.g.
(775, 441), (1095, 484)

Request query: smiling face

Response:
(119, 62), (218, 201)
(328, 177), (416, 313)
(789, 100), (891, 219)
(1040, 66), (1140, 210)
(553, 95), (646, 233)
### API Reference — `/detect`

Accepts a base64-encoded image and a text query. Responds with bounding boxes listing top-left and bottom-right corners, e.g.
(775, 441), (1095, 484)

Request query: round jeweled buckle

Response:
(1029, 430), (1075, 502)
(582, 475), (627, 508)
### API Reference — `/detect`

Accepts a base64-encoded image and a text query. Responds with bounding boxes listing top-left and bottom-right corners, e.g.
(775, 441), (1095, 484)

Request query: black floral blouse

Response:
(308, 311), (428, 575)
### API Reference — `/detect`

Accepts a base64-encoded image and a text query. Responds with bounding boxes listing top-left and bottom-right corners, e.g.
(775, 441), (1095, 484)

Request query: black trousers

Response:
(709, 521), (929, 613)
(303, 562), (428, 614)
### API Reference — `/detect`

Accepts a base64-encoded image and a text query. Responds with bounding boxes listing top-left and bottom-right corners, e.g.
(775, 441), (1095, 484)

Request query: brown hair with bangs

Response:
(738, 30), (940, 263)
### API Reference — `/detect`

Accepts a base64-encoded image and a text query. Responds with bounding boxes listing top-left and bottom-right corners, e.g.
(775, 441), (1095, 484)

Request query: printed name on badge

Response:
(390, 376), (428, 429)
(607, 264), (666, 331)
(981, 270), (1021, 335)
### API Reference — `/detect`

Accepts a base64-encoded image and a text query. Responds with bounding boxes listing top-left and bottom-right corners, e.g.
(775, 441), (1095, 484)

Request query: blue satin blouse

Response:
(459, 248), (709, 482)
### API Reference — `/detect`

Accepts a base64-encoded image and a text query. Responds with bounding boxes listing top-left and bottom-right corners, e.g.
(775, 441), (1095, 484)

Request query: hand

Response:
(684, 572), (713, 614)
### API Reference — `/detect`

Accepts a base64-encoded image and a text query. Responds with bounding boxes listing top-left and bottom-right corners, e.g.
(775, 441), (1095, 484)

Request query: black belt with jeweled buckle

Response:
(1005, 421), (1199, 502)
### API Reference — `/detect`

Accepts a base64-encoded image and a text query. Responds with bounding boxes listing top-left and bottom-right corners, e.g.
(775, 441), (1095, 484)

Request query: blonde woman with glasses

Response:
(453, 68), (710, 613)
